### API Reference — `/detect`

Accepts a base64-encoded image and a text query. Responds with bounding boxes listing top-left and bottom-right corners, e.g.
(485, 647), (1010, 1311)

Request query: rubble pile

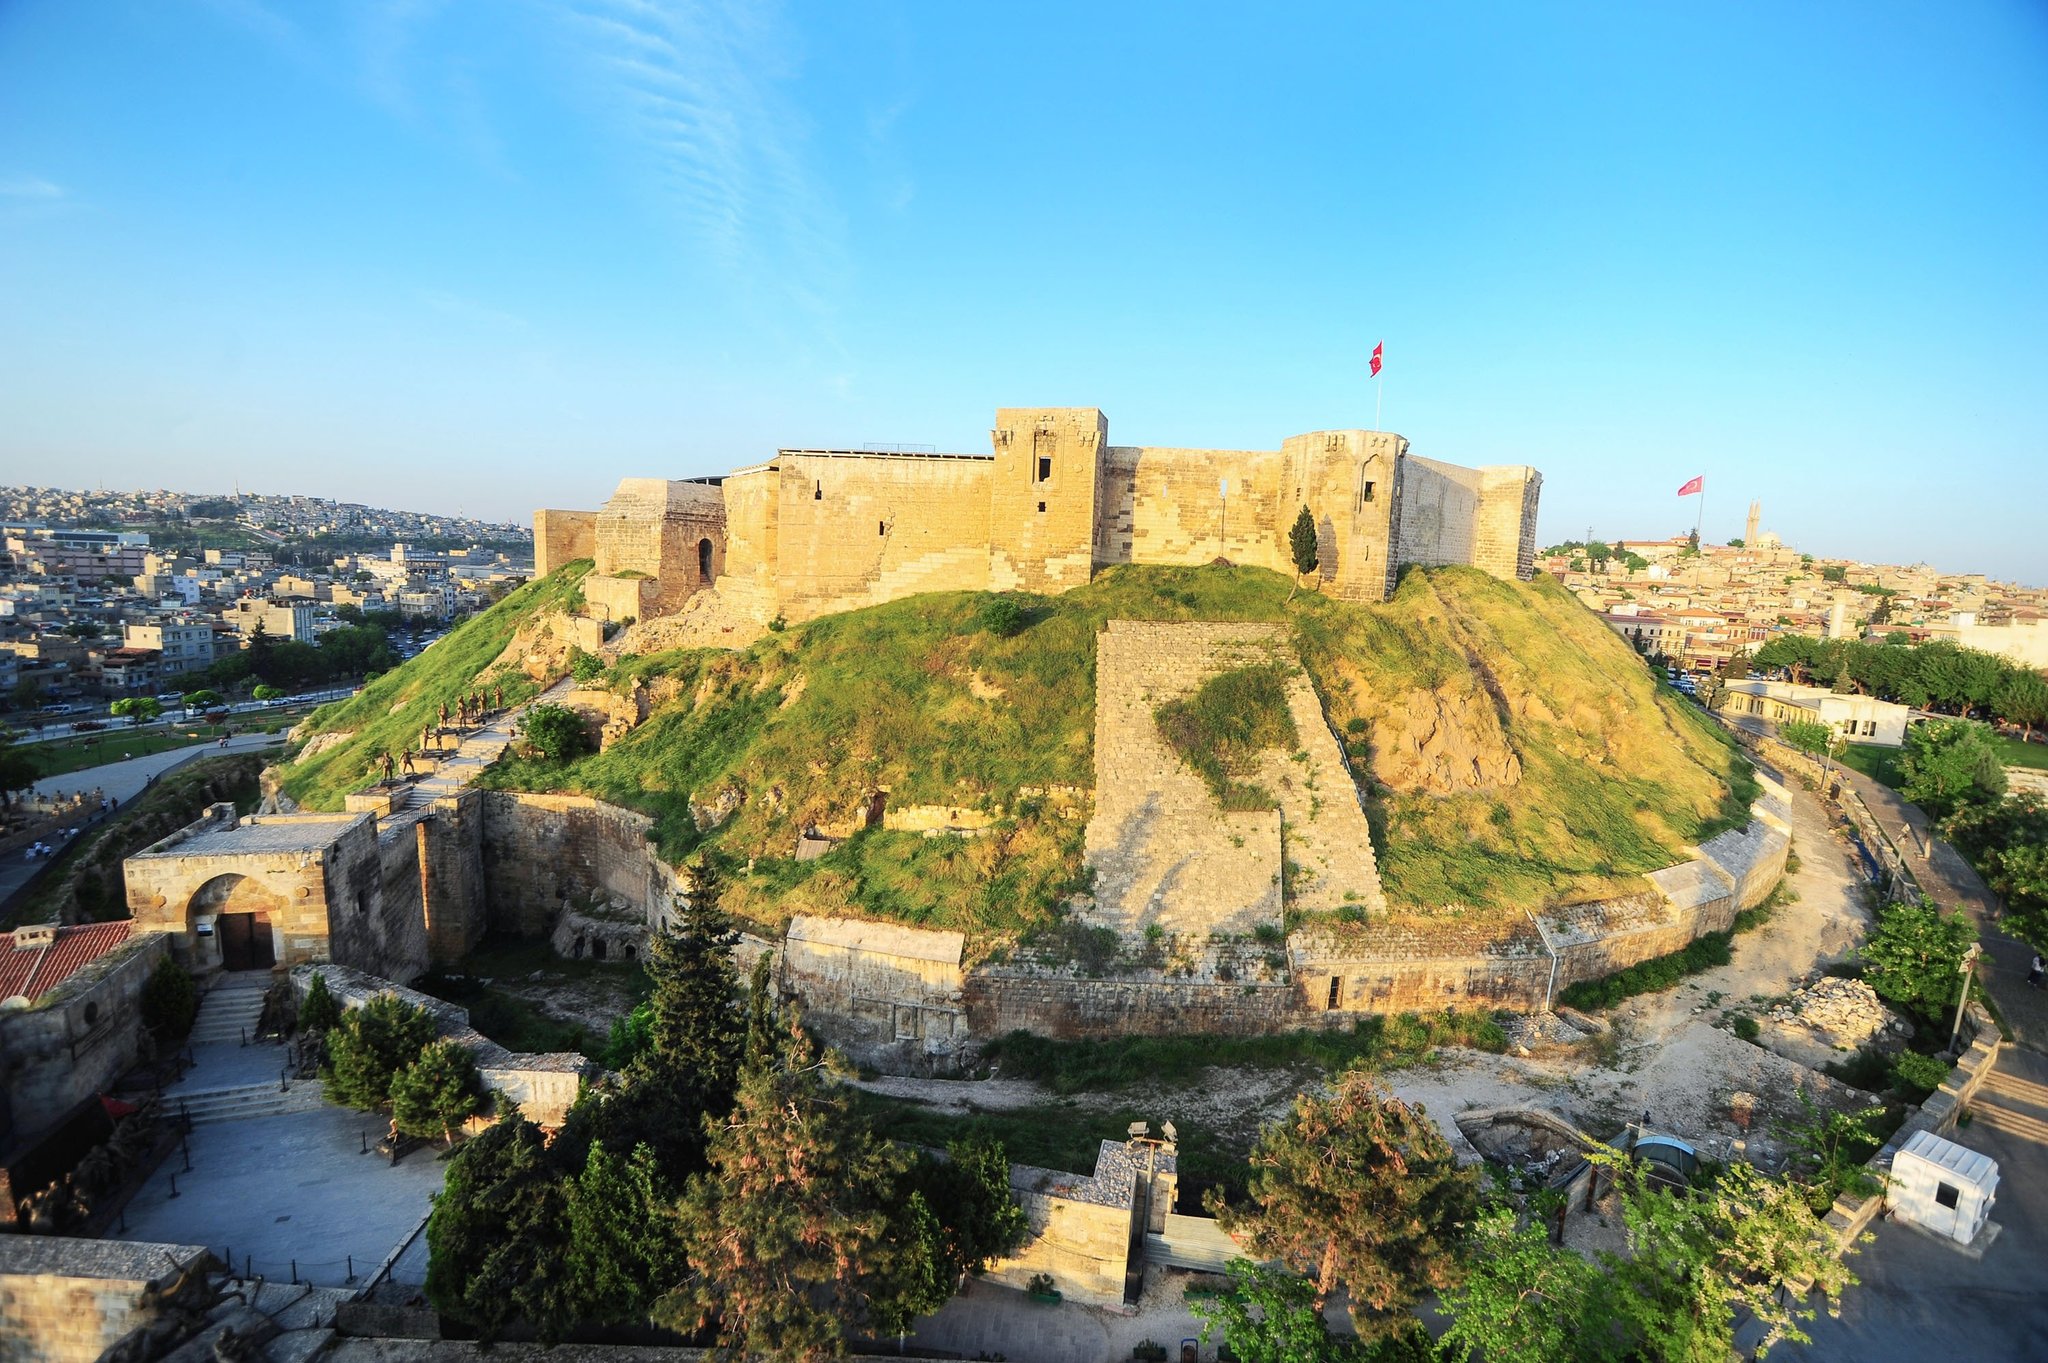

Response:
(1768, 976), (1909, 1049)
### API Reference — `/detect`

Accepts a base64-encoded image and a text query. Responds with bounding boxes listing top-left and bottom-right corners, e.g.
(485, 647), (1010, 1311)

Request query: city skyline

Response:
(2, 2), (2044, 583)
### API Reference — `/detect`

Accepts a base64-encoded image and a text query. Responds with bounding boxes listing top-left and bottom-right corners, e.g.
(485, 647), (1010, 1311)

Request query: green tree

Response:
(109, 696), (161, 727)
(569, 647), (605, 684)
(1858, 894), (1977, 1024)
(0, 731), (35, 806)
(1994, 671), (2048, 740)
(564, 1140), (688, 1326)
(1899, 717), (2006, 819)
(248, 685), (282, 702)
(1439, 1206), (1617, 1363)
(641, 862), (745, 1099)
(869, 1190), (953, 1344)
(392, 1038), (483, 1143)
(1773, 1091), (1885, 1214)
(322, 993), (436, 1109)
(297, 970), (342, 1032)
(185, 688), (228, 709)
(1211, 1071), (1477, 1340)
(139, 957), (199, 1041)
(1191, 1260), (1366, 1363)
(425, 1112), (575, 1341)
(1598, 1154), (1857, 1362)
(1286, 505), (1319, 600)
(918, 1135), (1029, 1276)
(664, 1012), (910, 1362)
(1820, 564), (1847, 583)
(517, 703), (590, 762)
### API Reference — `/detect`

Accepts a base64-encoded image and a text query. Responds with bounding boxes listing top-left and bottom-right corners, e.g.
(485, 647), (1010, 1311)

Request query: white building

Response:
(123, 620), (216, 676)
(1716, 679), (1912, 747)
(1890, 1130), (1997, 1246)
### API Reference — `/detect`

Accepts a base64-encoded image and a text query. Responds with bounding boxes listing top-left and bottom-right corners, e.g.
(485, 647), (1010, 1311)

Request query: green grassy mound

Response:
(277, 562), (592, 808)
(436, 563), (1753, 949)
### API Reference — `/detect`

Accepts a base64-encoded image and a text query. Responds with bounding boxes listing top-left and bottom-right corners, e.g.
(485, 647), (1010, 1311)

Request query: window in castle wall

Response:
(814, 480), (822, 500)
(878, 521), (886, 536)
(1037, 501), (1046, 513)
(1326, 975), (1343, 1009)
(1038, 456), (1052, 482)
(1362, 480), (1376, 502)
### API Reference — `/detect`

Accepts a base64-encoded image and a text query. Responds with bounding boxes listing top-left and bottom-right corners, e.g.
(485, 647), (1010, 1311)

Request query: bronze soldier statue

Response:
(378, 751), (395, 785)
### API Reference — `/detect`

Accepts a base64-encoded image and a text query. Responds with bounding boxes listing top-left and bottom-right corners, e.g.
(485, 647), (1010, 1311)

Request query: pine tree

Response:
(322, 994), (435, 1110)
(664, 1010), (910, 1362)
(425, 1112), (575, 1342)
(391, 1038), (482, 1143)
(638, 856), (744, 1103)
(1212, 1070), (1478, 1340)
(297, 970), (341, 1033)
(1287, 505), (1319, 600)
(564, 1141), (689, 1326)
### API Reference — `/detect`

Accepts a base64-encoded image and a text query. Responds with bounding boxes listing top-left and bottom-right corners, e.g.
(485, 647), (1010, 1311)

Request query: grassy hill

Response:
(440, 563), (1755, 950)
(277, 562), (592, 808)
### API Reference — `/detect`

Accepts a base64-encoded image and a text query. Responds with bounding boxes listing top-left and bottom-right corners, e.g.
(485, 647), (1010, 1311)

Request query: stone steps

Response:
(190, 984), (271, 1045)
(175, 1081), (327, 1127)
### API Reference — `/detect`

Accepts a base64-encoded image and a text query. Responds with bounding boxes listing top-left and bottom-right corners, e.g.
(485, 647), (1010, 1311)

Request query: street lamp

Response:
(1948, 942), (1982, 1057)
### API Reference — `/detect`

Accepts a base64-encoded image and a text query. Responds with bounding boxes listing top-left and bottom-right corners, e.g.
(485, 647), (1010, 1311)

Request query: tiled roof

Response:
(0, 921), (133, 1002)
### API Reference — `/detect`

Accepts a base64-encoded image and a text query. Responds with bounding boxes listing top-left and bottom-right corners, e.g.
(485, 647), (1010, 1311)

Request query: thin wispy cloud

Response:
(555, 0), (849, 333)
(0, 178), (67, 200)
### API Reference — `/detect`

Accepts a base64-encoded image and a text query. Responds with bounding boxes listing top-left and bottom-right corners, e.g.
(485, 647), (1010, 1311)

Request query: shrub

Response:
(323, 994), (436, 1110)
(298, 971), (342, 1033)
(1859, 895), (1976, 1026)
(1156, 664), (1298, 810)
(391, 1038), (482, 1142)
(1732, 1014), (1760, 1041)
(517, 704), (592, 763)
(140, 957), (198, 1041)
(1891, 1048), (1950, 1097)
(569, 648), (605, 685)
(973, 593), (1029, 638)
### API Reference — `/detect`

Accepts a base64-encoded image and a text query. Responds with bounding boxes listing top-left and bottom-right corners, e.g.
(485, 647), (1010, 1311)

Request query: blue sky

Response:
(2, 2), (2044, 583)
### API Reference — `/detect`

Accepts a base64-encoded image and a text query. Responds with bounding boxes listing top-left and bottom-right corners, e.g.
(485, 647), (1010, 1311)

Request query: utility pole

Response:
(1949, 943), (1982, 1056)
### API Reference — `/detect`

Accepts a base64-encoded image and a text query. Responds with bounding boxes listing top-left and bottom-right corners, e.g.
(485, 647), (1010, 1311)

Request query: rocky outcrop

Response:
(1367, 685), (1521, 795)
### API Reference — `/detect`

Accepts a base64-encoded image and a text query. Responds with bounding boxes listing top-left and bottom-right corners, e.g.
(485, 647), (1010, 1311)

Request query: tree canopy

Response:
(1899, 717), (2007, 819)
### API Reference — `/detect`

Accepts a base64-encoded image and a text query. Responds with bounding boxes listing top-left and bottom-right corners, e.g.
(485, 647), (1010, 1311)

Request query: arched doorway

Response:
(698, 537), (715, 583)
(187, 873), (283, 972)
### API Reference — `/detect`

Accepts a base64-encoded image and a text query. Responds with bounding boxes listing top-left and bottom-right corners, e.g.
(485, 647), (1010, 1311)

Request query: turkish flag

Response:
(1677, 476), (1703, 496)
(1370, 341), (1383, 377)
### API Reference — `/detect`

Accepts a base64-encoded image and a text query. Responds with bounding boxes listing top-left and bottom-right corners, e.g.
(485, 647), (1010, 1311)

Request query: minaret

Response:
(1745, 500), (1760, 546)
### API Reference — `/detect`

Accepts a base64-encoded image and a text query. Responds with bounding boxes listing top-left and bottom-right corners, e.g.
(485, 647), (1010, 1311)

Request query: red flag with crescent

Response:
(1677, 476), (1703, 496)
(1370, 341), (1384, 377)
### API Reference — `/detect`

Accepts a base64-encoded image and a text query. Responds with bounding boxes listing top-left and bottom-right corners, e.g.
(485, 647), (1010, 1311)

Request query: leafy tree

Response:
(601, 999), (655, 1069)
(426, 1112), (575, 1341)
(1947, 794), (2048, 945)
(664, 1012), (910, 1362)
(1726, 537), (1745, 548)
(247, 685), (281, 703)
(918, 1135), (1029, 1276)
(564, 1140), (688, 1326)
(392, 1038), (483, 1143)
(1900, 717), (2006, 818)
(0, 731), (35, 806)
(642, 863), (745, 1099)
(1773, 1091), (1885, 1213)
(1191, 1260), (1365, 1363)
(1820, 564), (1847, 583)
(1286, 505), (1319, 600)
(1439, 1206), (1617, 1363)
(322, 993), (436, 1109)
(1210, 1070), (1477, 1340)
(869, 1190), (953, 1343)
(1858, 895), (1977, 1025)
(139, 957), (198, 1040)
(297, 970), (342, 1032)
(517, 703), (591, 762)
(185, 688), (227, 709)
(569, 647), (606, 684)
(109, 696), (161, 727)
(1995, 672), (2048, 740)
(973, 592), (1028, 637)
(1597, 1154), (1856, 1362)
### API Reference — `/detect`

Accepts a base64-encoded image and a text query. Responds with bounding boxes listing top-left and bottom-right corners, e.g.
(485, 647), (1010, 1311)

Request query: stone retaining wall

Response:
(0, 1237), (212, 1363)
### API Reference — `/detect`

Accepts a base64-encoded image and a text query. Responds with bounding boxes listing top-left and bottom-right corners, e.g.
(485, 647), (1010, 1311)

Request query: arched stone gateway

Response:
(185, 872), (285, 971)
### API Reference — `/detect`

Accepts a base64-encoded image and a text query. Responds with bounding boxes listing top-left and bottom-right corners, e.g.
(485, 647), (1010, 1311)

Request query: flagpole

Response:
(1693, 484), (1705, 590)
(1374, 370), (1382, 432)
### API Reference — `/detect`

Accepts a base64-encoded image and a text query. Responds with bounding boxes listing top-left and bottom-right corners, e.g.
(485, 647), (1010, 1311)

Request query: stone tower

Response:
(989, 407), (1105, 593)
(1745, 500), (1760, 546)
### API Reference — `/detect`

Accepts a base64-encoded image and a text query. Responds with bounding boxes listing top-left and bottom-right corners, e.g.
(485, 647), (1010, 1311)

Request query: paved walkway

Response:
(375, 681), (565, 834)
(1774, 1046), (2048, 1361)
(1835, 766), (2048, 1048)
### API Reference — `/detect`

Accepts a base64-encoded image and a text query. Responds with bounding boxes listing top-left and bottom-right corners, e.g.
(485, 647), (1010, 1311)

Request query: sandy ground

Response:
(860, 766), (1881, 1178)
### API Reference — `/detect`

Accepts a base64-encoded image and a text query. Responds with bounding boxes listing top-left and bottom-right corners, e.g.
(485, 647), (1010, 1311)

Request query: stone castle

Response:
(533, 407), (1543, 627)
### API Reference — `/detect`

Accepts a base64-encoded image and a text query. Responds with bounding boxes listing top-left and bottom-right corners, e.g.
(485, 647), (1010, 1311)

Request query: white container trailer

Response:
(1890, 1129), (1998, 1245)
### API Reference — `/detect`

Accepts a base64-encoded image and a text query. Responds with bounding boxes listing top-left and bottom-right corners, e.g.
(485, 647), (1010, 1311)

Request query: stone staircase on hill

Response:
(189, 975), (274, 1047)
(175, 1080), (327, 1128)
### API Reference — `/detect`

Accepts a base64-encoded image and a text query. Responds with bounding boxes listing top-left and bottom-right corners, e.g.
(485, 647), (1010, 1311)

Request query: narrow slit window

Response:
(1037, 456), (1052, 482)
(1362, 480), (1376, 502)
(878, 521), (886, 536)
(1036, 501), (1046, 513)
(1326, 976), (1343, 1009)
(814, 480), (822, 501)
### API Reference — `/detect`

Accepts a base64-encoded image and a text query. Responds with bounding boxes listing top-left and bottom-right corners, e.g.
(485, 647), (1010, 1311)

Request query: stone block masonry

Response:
(537, 405), (1544, 633)
(0, 1237), (213, 1363)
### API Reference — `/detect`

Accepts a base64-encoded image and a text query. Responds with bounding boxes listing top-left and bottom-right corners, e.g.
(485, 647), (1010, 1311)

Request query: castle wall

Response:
(766, 452), (994, 621)
(1096, 445), (1291, 571)
(989, 408), (1103, 594)
(717, 463), (782, 620)
(1395, 455), (1483, 570)
(593, 478), (726, 615)
(964, 971), (1303, 1039)
(478, 792), (663, 939)
(0, 1239), (214, 1363)
(419, 791), (487, 966)
(0, 933), (167, 1145)
(1285, 430), (1406, 602)
(1475, 466), (1543, 581)
(779, 916), (968, 1070)
(532, 509), (596, 578)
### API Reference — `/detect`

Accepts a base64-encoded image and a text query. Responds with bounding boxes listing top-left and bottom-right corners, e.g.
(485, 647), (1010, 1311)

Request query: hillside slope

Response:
(451, 564), (1754, 948)
(276, 562), (592, 808)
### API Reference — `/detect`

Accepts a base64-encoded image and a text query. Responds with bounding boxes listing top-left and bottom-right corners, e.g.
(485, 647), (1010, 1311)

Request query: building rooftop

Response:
(0, 921), (133, 1002)
(132, 812), (369, 859)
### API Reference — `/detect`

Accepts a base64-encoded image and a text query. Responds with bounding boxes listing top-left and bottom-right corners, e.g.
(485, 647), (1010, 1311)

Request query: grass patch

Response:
(1558, 932), (1734, 1011)
(1838, 744), (1905, 788)
(980, 1010), (1508, 1095)
(415, 971), (599, 1059)
(1155, 663), (1298, 810)
(1990, 734), (2048, 772)
(278, 562), (592, 809)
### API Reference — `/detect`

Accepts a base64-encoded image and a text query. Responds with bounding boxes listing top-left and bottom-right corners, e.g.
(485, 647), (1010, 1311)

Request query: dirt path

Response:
(860, 773), (1881, 1174)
